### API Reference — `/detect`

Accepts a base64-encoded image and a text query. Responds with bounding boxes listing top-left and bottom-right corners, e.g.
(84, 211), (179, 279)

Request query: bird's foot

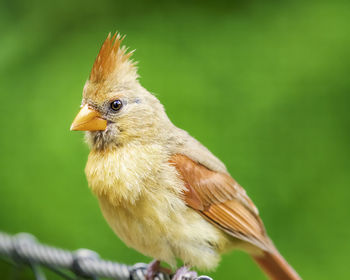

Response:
(172, 266), (198, 280)
(146, 259), (172, 280)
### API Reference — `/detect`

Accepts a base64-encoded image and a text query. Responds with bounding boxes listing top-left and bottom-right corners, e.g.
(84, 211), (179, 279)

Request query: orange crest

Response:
(89, 33), (134, 83)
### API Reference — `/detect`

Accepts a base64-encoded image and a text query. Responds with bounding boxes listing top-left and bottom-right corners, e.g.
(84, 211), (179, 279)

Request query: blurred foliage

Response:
(0, 0), (349, 279)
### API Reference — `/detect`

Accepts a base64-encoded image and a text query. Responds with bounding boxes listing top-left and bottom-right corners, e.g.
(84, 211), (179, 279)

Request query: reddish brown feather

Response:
(89, 32), (133, 83)
(253, 251), (301, 280)
(170, 154), (301, 280)
(169, 154), (270, 250)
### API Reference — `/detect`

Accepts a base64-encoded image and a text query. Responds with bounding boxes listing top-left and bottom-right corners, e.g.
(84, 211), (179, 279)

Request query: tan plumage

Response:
(71, 33), (301, 280)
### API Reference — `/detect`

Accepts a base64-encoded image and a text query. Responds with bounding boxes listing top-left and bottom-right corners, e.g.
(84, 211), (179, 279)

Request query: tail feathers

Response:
(253, 250), (301, 280)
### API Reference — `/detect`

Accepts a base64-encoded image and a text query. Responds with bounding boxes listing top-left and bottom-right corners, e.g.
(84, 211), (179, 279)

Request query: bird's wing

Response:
(169, 154), (272, 251)
(169, 154), (302, 280)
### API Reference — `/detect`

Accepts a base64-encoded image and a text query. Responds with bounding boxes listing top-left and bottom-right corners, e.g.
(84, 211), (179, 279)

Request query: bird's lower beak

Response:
(70, 104), (107, 131)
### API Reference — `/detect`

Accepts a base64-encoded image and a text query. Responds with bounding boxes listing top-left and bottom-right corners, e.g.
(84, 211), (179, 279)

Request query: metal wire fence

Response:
(0, 231), (212, 280)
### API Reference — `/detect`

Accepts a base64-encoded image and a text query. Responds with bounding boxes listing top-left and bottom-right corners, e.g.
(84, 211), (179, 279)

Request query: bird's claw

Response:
(172, 266), (198, 280)
(145, 260), (172, 280)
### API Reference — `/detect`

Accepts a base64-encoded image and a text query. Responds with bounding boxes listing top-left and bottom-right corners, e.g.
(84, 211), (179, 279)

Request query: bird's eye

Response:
(110, 100), (123, 111)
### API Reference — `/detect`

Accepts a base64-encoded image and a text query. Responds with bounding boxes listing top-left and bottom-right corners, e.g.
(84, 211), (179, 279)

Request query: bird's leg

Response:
(146, 259), (172, 280)
(172, 266), (198, 280)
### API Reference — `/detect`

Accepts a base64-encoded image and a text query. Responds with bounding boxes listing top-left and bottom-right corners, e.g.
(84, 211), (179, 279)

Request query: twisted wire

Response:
(0, 231), (212, 280)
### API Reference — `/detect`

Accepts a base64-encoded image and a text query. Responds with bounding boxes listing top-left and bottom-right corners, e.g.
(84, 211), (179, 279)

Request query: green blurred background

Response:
(0, 0), (349, 279)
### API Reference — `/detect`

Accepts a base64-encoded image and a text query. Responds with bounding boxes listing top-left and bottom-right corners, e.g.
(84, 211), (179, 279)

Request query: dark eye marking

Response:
(110, 100), (123, 111)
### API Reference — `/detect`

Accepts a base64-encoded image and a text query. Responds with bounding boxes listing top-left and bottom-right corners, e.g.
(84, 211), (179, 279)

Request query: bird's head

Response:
(71, 33), (169, 150)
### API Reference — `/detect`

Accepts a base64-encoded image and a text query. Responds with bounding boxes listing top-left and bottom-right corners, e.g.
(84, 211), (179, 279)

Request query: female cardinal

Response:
(71, 33), (301, 280)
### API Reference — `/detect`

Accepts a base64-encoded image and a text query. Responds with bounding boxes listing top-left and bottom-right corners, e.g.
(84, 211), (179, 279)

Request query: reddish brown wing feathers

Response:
(169, 154), (271, 251)
(170, 154), (301, 280)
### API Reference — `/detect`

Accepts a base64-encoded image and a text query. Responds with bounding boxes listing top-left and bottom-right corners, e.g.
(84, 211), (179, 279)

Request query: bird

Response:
(70, 33), (301, 280)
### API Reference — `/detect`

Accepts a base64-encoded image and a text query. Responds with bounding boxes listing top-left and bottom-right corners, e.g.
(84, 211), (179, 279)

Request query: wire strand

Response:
(0, 231), (212, 280)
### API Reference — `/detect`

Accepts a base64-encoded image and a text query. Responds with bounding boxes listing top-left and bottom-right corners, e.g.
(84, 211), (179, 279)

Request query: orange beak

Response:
(70, 104), (107, 131)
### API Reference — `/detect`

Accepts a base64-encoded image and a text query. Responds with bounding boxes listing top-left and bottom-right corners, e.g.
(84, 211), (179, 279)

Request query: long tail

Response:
(252, 249), (301, 280)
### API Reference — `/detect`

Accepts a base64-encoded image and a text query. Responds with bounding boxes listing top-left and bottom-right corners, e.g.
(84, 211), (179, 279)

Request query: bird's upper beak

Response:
(70, 104), (107, 131)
